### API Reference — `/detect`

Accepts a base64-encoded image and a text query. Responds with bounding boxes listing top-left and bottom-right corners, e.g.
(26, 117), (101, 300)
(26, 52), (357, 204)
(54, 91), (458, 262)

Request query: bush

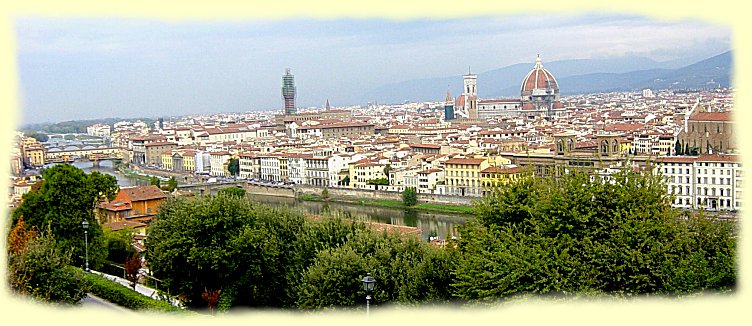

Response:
(454, 168), (737, 301)
(402, 187), (417, 206)
(79, 268), (183, 312)
(8, 231), (87, 305)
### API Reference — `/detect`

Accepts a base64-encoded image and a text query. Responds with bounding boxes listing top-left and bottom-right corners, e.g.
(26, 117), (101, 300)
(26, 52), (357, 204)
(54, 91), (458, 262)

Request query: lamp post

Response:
(361, 273), (376, 317)
(82, 220), (89, 272)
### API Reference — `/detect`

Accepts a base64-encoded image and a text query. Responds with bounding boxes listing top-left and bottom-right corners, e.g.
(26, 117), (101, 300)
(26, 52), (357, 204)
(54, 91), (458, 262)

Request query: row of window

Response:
(662, 167), (733, 175)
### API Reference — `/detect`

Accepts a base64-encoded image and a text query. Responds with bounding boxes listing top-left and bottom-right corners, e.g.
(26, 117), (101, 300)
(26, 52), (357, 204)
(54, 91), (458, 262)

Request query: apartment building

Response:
(655, 154), (742, 211)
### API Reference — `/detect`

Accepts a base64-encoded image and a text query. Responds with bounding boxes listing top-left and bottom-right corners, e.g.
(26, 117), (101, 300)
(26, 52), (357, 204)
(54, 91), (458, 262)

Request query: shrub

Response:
(79, 269), (183, 312)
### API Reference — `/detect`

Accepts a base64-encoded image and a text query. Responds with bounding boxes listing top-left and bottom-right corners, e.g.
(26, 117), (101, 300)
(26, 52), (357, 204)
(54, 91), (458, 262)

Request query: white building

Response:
(209, 151), (231, 177)
(287, 154), (310, 185)
(87, 124), (111, 137)
(259, 155), (281, 182)
(655, 154), (742, 211)
(327, 155), (351, 187)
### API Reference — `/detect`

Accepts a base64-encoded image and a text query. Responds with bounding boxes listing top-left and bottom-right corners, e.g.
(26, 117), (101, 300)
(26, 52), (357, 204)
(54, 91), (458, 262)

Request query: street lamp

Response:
(81, 220), (89, 272)
(361, 273), (376, 317)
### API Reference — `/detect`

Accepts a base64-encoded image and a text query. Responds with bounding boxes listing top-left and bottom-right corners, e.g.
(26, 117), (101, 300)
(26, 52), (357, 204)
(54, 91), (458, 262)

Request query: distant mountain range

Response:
(360, 51), (732, 103)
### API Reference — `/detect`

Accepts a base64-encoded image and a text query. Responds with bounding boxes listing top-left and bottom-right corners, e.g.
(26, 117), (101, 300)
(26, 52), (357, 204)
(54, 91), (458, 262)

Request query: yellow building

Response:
(161, 153), (174, 170)
(25, 146), (45, 167)
(351, 161), (386, 189)
(444, 158), (490, 196)
(22, 137), (45, 167)
(480, 165), (531, 196)
(278, 156), (289, 182)
(182, 150), (196, 173)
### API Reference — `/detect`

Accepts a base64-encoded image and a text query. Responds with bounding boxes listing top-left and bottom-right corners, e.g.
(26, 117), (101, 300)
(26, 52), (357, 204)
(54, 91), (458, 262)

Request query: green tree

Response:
(217, 186), (246, 198)
(321, 188), (329, 201)
(675, 141), (683, 155)
(102, 227), (136, 264)
(166, 176), (178, 192)
(7, 229), (87, 304)
(11, 164), (118, 269)
(402, 187), (418, 206)
(383, 164), (392, 183)
(684, 143), (690, 156)
(454, 168), (736, 301)
(24, 130), (49, 143)
(295, 228), (458, 309)
(150, 176), (161, 187)
(366, 178), (389, 186)
(146, 195), (306, 308)
(227, 158), (240, 176)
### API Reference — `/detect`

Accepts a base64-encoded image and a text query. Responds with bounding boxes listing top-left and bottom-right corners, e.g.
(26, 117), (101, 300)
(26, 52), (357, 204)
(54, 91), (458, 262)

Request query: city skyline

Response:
(15, 14), (730, 124)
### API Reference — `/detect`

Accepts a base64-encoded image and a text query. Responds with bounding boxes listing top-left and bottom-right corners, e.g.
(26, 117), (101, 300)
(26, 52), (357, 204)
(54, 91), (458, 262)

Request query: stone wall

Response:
(295, 185), (473, 205)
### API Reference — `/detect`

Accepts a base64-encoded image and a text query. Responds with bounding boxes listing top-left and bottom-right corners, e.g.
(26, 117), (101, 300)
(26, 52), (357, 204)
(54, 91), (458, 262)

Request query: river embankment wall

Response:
(295, 185), (474, 206)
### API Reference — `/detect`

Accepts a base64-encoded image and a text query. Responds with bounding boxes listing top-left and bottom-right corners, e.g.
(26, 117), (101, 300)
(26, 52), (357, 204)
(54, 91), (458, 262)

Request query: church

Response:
(451, 55), (567, 120)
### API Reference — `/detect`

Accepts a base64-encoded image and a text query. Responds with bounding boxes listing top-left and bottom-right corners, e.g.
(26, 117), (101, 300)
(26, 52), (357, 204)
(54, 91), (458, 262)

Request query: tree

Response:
(217, 186), (246, 198)
(11, 164), (118, 269)
(454, 168), (736, 301)
(150, 176), (161, 187)
(684, 143), (690, 156)
(294, 227), (458, 309)
(402, 187), (418, 206)
(675, 141), (683, 155)
(321, 188), (329, 201)
(227, 158), (240, 176)
(7, 229), (87, 304)
(124, 253), (142, 290)
(7, 216), (38, 255)
(383, 164), (392, 183)
(102, 227), (136, 264)
(24, 130), (49, 143)
(166, 176), (178, 192)
(146, 195), (306, 308)
(366, 178), (389, 186)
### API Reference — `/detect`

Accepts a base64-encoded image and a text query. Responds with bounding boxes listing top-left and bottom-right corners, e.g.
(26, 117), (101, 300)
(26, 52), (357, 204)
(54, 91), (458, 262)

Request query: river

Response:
(70, 160), (149, 187)
(70, 161), (467, 241)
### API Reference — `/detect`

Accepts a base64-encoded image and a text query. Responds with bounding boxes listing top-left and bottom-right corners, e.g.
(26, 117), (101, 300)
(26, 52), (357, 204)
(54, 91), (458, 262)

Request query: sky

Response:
(14, 13), (731, 125)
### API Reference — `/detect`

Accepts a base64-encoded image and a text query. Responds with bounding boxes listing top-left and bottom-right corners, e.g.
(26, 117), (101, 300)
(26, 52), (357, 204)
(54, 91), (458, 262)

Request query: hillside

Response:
(361, 51), (732, 103)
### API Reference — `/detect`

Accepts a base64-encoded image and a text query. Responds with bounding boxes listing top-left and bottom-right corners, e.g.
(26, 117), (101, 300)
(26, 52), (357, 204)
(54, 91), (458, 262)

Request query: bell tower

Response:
(463, 68), (478, 119)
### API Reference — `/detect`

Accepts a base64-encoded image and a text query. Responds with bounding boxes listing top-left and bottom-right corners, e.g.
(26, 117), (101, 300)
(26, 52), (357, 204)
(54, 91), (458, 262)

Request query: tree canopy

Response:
(402, 187), (417, 206)
(453, 168), (736, 301)
(12, 164), (119, 269)
(227, 158), (240, 176)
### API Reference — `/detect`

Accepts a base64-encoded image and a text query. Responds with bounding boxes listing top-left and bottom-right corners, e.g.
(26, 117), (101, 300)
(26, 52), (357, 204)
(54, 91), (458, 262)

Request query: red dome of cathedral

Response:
(520, 54), (559, 96)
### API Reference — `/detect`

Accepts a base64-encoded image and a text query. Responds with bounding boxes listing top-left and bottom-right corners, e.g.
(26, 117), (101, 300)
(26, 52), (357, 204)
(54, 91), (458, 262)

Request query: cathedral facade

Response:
(457, 55), (567, 120)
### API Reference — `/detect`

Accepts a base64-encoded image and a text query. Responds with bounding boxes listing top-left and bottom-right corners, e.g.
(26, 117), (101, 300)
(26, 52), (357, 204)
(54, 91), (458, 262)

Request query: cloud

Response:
(14, 14), (730, 123)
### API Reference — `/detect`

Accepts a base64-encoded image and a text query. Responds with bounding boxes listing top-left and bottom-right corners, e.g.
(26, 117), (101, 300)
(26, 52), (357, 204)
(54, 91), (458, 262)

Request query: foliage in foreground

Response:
(11, 164), (118, 269)
(80, 269), (183, 312)
(7, 226), (87, 305)
(146, 193), (458, 310)
(454, 169), (736, 301)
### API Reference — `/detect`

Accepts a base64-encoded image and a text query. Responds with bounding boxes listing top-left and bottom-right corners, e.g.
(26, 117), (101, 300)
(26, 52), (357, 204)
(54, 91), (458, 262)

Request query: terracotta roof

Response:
(121, 185), (167, 202)
(417, 168), (443, 174)
(445, 158), (486, 165)
(100, 201), (132, 211)
(656, 156), (697, 163)
(689, 112), (732, 122)
(144, 141), (177, 147)
(409, 143), (441, 149)
(696, 154), (739, 163)
(481, 166), (524, 174)
(103, 220), (147, 231)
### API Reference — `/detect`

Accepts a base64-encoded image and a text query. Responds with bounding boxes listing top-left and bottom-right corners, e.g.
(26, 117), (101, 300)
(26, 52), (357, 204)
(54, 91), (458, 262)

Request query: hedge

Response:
(69, 267), (186, 313)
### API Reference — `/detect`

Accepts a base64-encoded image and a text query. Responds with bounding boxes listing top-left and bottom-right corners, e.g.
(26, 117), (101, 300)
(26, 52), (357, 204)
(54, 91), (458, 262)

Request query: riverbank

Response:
(298, 193), (475, 215)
